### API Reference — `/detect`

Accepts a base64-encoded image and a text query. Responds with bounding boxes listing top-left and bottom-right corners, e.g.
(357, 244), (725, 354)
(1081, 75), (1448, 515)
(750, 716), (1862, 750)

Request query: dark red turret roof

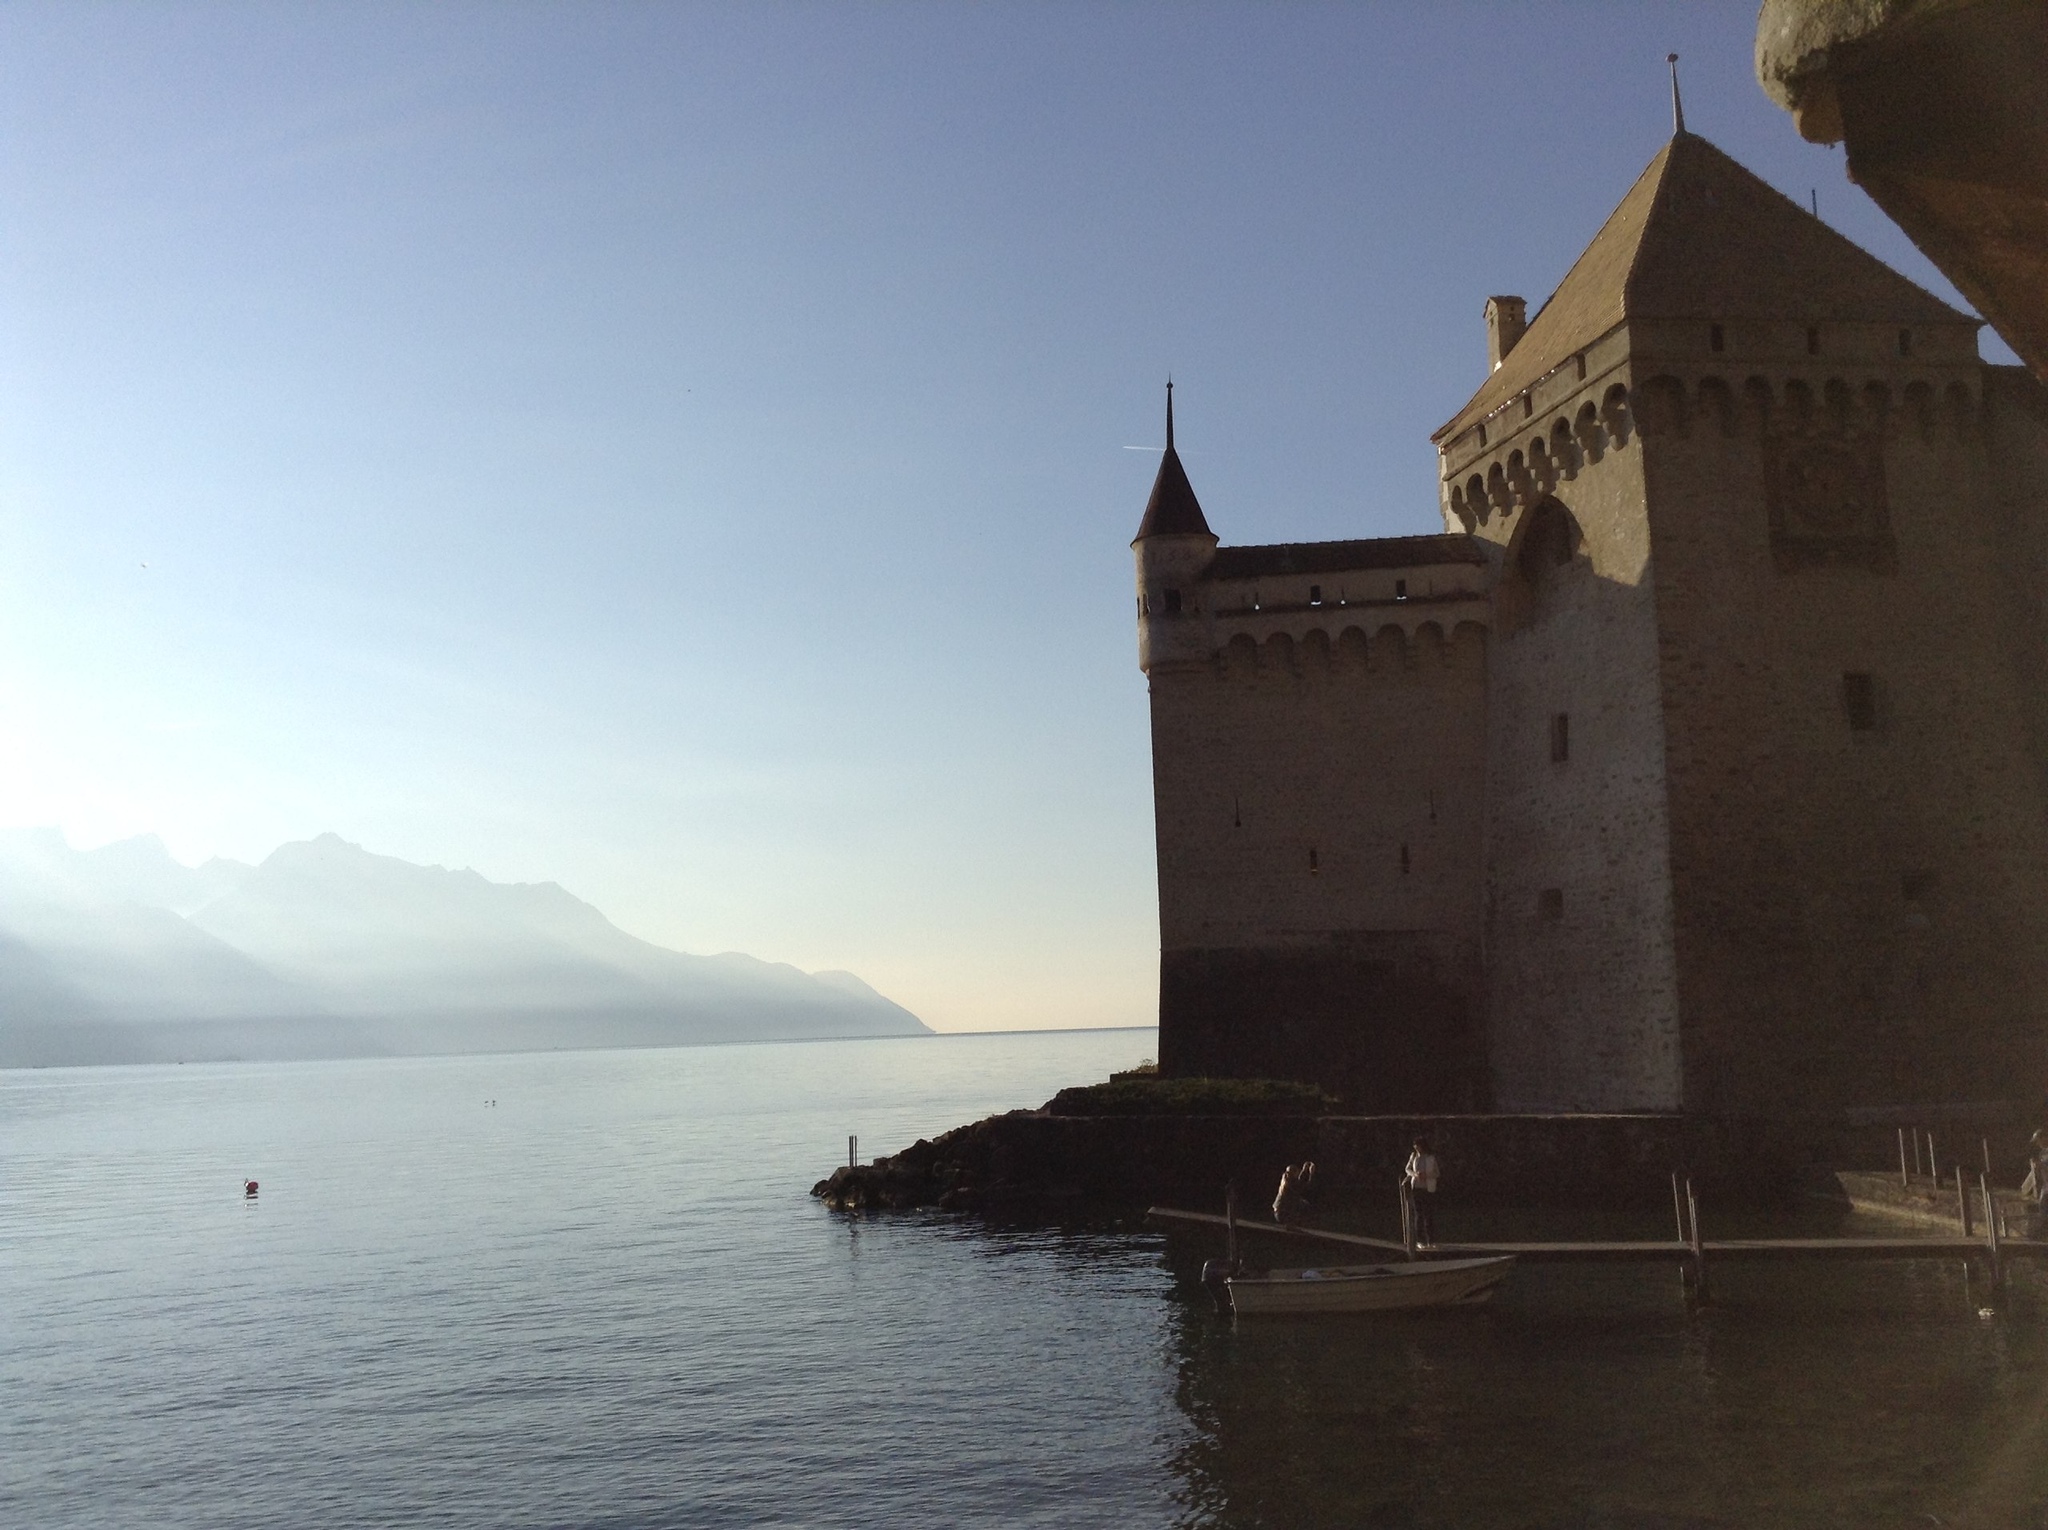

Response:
(1133, 383), (1213, 542)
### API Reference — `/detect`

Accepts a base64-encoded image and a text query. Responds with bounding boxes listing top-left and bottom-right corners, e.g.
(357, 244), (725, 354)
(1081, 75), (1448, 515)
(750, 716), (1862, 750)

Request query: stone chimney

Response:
(1486, 295), (1528, 371)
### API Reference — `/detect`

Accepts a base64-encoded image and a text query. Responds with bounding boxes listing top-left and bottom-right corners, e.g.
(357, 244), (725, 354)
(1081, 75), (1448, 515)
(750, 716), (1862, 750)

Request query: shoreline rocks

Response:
(813, 1090), (2035, 1214)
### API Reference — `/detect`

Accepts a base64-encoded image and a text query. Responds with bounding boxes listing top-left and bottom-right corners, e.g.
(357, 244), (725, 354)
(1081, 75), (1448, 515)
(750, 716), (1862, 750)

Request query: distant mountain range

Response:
(0, 830), (927, 1066)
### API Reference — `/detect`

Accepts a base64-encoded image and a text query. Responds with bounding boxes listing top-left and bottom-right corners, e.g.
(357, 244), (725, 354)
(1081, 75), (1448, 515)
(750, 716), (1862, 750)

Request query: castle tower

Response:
(1134, 388), (1495, 1108)
(1434, 129), (2048, 1115)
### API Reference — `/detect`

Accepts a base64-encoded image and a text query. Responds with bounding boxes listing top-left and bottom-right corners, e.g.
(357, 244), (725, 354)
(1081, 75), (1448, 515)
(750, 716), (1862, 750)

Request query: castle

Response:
(1133, 129), (2048, 1119)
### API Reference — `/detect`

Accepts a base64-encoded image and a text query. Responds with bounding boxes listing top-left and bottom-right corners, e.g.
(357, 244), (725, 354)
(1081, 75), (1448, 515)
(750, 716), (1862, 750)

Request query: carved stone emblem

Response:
(1764, 434), (1895, 573)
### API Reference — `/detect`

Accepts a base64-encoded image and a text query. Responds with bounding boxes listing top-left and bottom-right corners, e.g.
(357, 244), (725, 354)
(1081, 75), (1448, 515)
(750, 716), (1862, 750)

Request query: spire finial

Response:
(1667, 53), (1686, 137)
(1165, 378), (1175, 451)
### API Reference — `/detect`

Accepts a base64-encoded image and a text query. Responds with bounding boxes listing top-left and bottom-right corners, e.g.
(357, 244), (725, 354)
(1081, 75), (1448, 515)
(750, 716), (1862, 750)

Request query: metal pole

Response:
(1982, 1173), (2002, 1287)
(1899, 1128), (1910, 1187)
(1913, 1130), (1924, 1179)
(1929, 1131), (1938, 1182)
(848, 1134), (857, 1169)
(1957, 1165), (1971, 1235)
(1687, 1177), (1707, 1304)
(1671, 1171), (1692, 1301)
(1984, 1136), (1994, 1180)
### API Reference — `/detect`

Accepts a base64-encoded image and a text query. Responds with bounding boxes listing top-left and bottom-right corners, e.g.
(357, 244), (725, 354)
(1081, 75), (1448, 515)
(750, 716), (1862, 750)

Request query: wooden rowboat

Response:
(1223, 1254), (1515, 1315)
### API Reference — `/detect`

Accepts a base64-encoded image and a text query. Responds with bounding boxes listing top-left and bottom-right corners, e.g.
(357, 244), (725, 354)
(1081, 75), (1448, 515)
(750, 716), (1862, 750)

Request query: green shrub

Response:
(1046, 1076), (1335, 1117)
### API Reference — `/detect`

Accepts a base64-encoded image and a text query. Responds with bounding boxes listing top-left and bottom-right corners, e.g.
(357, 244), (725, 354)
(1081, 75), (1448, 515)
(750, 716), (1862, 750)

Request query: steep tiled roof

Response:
(1208, 535), (1489, 580)
(1133, 384), (1213, 541)
(1436, 133), (1973, 441)
(1134, 445), (1210, 540)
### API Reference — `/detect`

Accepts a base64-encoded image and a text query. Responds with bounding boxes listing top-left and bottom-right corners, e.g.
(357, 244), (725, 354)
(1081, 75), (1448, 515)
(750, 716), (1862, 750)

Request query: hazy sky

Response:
(0, 3), (2009, 1032)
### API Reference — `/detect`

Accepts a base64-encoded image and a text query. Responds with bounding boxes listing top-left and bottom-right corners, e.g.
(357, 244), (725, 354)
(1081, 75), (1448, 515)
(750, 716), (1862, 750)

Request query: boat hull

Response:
(1225, 1255), (1514, 1315)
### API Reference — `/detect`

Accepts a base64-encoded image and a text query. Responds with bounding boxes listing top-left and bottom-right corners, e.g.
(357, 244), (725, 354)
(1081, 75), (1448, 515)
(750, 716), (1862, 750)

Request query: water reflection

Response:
(1151, 1206), (2048, 1528)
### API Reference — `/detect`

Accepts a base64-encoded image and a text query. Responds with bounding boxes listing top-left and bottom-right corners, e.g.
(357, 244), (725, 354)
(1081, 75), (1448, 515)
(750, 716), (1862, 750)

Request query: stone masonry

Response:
(1134, 129), (2048, 1120)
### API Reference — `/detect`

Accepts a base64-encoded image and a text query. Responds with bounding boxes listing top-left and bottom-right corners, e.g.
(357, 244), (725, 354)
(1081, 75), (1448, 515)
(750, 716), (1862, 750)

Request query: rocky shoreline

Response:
(812, 1085), (2017, 1213)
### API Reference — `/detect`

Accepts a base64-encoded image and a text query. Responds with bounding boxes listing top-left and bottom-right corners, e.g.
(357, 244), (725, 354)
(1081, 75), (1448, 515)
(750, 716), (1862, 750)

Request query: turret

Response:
(1132, 383), (1218, 673)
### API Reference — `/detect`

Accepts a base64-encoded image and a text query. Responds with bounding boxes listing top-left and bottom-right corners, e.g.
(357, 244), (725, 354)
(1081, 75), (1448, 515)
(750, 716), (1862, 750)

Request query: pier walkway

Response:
(1146, 1207), (2048, 1266)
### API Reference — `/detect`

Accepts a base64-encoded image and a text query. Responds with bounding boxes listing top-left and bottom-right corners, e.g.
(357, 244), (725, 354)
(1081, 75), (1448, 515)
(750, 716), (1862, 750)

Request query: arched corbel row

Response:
(1209, 616), (1491, 677)
(1446, 368), (1984, 532)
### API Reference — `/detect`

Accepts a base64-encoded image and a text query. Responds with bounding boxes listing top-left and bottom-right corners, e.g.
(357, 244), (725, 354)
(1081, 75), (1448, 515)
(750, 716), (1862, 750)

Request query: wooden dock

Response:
(1145, 1207), (2048, 1265)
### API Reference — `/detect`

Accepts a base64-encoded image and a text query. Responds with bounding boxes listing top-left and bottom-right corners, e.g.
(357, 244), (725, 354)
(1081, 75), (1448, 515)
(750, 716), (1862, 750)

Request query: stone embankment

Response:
(811, 1109), (1316, 1212)
(813, 1090), (2023, 1212)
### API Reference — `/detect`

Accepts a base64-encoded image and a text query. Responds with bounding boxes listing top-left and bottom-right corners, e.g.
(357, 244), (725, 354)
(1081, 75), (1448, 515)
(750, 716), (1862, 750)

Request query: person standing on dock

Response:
(1404, 1139), (1440, 1246)
(2027, 1130), (2048, 1236)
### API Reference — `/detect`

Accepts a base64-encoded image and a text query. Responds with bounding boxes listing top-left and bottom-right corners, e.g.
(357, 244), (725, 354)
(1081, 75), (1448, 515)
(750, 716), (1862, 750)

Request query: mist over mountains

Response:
(0, 831), (927, 1066)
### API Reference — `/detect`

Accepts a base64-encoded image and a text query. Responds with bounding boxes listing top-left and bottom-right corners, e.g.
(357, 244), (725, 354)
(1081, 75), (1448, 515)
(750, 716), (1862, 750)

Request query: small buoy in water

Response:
(243, 1180), (259, 1197)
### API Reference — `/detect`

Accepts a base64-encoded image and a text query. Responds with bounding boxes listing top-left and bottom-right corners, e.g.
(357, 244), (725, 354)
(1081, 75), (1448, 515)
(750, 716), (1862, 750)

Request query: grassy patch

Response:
(1046, 1075), (1335, 1117)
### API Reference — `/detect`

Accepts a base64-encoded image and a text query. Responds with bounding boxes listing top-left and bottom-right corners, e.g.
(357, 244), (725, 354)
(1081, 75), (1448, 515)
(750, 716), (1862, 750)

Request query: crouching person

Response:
(1273, 1160), (1316, 1224)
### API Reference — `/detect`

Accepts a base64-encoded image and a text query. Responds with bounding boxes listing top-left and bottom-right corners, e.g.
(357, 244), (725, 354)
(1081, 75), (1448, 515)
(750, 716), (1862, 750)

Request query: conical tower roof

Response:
(1133, 383), (1213, 542)
(1436, 133), (1973, 440)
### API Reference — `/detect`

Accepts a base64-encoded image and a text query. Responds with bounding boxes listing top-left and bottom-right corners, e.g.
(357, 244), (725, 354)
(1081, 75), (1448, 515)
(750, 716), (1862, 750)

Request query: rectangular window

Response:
(1898, 328), (1913, 358)
(1308, 584), (1322, 606)
(1538, 888), (1564, 921)
(1163, 588), (1182, 615)
(1550, 712), (1570, 763)
(1807, 326), (1821, 356)
(1308, 847), (1319, 874)
(1710, 323), (1724, 353)
(1394, 579), (1408, 601)
(1399, 844), (1410, 875)
(1843, 671), (1877, 731)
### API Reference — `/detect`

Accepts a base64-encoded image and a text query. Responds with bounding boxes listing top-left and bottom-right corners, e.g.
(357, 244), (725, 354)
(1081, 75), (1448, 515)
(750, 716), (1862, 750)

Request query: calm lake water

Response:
(6, 1030), (2048, 1529)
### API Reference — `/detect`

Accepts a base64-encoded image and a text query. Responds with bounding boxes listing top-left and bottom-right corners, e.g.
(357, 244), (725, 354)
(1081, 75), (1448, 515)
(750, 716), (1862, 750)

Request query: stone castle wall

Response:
(1144, 596), (1490, 1108)
(1142, 308), (2048, 1122)
(1626, 354), (2048, 1114)
(1444, 350), (1685, 1112)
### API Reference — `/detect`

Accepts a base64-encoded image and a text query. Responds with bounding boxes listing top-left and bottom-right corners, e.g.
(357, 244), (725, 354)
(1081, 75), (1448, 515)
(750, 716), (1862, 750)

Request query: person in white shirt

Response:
(1403, 1139), (1440, 1246)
